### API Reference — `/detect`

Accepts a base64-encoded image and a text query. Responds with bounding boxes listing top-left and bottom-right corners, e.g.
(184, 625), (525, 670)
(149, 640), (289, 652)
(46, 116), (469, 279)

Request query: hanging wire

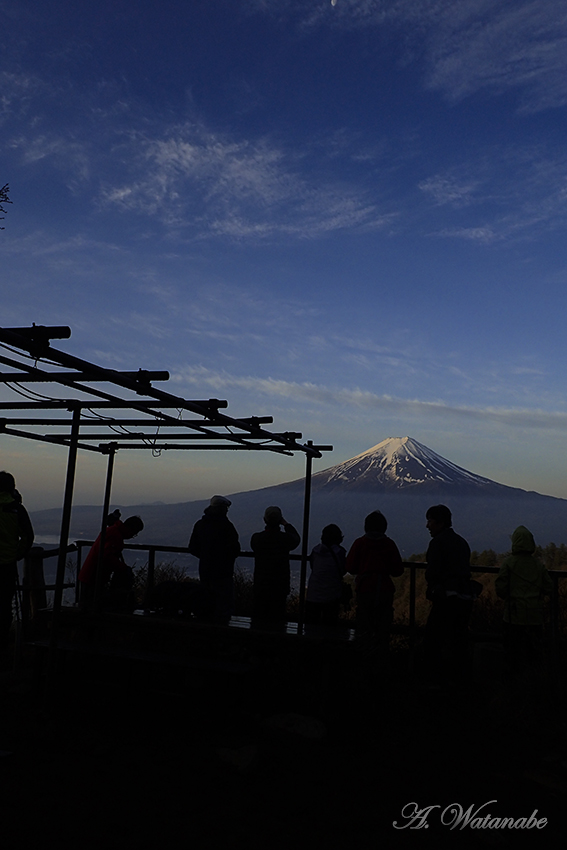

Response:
(82, 407), (146, 436)
(12, 381), (59, 401)
(108, 422), (135, 435)
(4, 381), (59, 402)
(147, 420), (162, 456)
(83, 408), (114, 420)
(0, 341), (64, 371)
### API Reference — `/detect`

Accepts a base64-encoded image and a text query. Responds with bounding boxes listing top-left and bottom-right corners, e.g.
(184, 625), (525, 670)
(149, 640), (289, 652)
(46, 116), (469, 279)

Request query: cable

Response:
(4, 381), (59, 402)
(9, 381), (59, 401)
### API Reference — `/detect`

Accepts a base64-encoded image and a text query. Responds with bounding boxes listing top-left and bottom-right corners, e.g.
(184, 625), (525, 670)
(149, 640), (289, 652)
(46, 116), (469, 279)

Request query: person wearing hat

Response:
(250, 506), (300, 628)
(188, 495), (240, 624)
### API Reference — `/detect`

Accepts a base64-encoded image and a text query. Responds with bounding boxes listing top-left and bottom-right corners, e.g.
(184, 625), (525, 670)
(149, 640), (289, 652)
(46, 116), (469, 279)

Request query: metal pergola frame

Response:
(0, 324), (332, 633)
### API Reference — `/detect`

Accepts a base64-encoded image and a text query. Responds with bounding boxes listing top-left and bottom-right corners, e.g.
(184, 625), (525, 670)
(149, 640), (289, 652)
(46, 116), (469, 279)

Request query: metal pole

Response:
(142, 548), (156, 612)
(551, 572), (559, 654)
(12, 562), (23, 671)
(93, 445), (117, 612)
(409, 564), (416, 643)
(74, 543), (83, 605)
(23, 546), (48, 626)
(297, 441), (313, 632)
(50, 405), (81, 641)
(408, 563), (417, 675)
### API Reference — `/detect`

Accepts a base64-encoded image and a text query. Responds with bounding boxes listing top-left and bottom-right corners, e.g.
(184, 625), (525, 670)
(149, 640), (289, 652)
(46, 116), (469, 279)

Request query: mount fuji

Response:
(30, 436), (567, 560)
(308, 436), (513, 495)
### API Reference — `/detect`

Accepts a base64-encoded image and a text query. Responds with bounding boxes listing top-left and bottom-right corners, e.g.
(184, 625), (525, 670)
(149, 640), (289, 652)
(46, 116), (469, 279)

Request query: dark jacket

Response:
(251, 523), (300, 598)
(346, 533), (403, 596)
(78, 520), (132, 585)
(189, 506), (240, 582)
(425, 527), (471, 597)
(0, 492), (34, 565)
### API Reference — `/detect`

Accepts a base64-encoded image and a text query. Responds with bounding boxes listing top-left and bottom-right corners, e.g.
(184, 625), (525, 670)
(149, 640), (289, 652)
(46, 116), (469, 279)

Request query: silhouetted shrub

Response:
(133, 560), (191, 605)
(233, 566), (254, 616)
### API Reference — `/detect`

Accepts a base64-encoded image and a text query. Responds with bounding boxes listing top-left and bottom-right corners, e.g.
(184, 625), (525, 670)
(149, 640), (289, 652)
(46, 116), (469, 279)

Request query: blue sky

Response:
(3, 0), (567, 511)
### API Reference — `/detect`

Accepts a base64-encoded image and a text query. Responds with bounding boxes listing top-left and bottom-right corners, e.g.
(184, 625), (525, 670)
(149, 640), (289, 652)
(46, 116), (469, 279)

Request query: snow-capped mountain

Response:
(30, 436), (567, 557)
(311, 436), (510, 494)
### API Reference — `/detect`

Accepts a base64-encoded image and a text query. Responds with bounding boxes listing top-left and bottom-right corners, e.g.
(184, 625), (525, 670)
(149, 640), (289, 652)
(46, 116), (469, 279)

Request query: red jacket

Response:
(78, 521), (130, 585)
(346, 534), (403, 596)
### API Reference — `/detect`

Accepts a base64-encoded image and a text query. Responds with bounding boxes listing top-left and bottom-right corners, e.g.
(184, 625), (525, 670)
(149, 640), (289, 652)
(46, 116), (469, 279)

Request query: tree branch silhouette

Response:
(1, 183), (12, 229)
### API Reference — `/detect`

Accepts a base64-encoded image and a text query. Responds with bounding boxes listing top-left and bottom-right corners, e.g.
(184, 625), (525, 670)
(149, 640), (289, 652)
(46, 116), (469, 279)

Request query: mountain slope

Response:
(309, 436), (519, 495)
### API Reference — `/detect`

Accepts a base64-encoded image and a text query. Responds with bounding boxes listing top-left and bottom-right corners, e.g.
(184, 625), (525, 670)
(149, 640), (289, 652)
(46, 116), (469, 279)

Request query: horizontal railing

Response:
(67, 541), (567, 645)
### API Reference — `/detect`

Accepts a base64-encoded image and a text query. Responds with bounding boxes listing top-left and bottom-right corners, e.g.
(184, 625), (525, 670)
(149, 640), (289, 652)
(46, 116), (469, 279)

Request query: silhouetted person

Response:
(78, 514), (144, 611)
(346, 510), (403, 650)
(423, 504), (472, 686)
(251, 506), (300, 628)
(495, 525), (553, 675)
(305, 524), (347, 626)
(0, 472), (34, 653)
(188, 496), (240, 624)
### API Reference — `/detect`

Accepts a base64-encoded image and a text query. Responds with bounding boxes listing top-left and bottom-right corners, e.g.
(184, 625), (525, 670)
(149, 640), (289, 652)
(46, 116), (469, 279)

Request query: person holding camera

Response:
(251, 506), (300, 628)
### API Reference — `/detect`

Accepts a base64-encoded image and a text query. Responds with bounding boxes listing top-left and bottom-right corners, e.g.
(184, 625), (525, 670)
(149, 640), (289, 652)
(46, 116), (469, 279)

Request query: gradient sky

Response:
(2, 0), (567, 511)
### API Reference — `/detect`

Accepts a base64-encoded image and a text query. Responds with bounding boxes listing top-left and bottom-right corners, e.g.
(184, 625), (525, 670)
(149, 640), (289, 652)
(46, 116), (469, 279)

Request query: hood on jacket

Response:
(510, 525), (536, 555)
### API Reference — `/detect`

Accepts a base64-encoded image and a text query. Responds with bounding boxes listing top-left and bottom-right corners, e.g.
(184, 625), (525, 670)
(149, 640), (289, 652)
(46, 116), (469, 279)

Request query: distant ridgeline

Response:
(29, 437), (567, 560)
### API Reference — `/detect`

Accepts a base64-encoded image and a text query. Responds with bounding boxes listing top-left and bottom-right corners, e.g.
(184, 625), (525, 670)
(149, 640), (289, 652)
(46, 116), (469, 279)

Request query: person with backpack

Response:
(305, 524), (347, 626)
(78, 514), (144, 611)
(495, 525), (553, 674)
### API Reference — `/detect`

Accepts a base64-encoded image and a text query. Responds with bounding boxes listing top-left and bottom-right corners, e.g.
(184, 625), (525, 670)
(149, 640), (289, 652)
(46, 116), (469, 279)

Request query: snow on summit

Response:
(312, 436), (502, 493)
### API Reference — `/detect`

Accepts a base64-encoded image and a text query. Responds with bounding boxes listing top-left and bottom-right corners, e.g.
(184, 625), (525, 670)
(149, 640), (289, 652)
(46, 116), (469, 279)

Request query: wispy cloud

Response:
(421, 1), (567, 112)
(8, 133), (91, 188)
(0, 231), (125, 261)
(436, 225), (499, 244)
(254, 0), (567, 112)
(418, 174), (481, 207)
(420, 146), (567, 241)
(0, 71), (48, 118)
(171, 366), (567, 433)
(99, 122), (394, 239)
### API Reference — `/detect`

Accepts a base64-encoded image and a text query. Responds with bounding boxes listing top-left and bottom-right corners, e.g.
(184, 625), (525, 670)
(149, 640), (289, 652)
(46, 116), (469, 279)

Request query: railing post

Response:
(93, 444), (117, 612)
(75, 542), (85, 605)
(51, 405), (81, 638)
(143, 548), (156, 611)
(407, 563), (417, 674)
(550, 571), (559, 653)
(409, 564), (416, 645)
(298, 443), (313, 632)
(22, 546), (48, 631)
